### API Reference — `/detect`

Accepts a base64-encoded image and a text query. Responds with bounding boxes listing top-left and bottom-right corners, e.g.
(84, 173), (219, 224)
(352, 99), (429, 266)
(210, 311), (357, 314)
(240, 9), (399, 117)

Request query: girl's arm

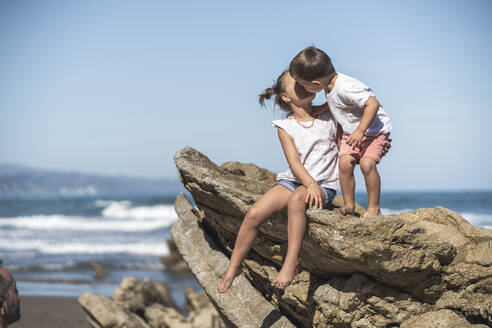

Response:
(277, 127), (324, 209)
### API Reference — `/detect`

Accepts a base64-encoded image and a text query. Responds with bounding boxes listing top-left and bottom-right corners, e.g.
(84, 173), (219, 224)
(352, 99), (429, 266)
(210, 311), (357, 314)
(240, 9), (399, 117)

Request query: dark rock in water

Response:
(171, 146), (492, 327)
(90, 261), (108, 280)
(161, 239), (193, 275)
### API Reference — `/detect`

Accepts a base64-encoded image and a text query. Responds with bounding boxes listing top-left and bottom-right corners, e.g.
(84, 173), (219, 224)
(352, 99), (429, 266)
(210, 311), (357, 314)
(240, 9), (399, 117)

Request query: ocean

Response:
(0, 190), (491, 310)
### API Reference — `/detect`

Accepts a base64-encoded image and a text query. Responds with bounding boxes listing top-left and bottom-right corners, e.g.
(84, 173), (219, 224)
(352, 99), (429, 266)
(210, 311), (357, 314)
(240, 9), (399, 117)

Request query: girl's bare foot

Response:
(271, 263), (300, 289)
(334, 206), (355, 216)
(217, 265), (243, 293)
(361, 208), (381, 218)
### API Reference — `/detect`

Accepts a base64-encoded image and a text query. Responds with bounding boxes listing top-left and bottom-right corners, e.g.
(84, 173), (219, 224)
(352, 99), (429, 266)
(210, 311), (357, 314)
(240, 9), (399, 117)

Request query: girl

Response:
(217, 70), (341, 292)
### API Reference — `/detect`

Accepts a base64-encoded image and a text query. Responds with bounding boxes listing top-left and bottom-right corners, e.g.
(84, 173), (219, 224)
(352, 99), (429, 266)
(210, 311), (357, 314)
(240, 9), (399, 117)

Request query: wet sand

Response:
(10, 297), (88, 328)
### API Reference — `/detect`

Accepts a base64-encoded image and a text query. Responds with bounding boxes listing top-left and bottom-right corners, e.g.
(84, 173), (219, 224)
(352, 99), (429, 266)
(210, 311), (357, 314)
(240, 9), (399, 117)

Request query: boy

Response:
(289, 46), (392, 218)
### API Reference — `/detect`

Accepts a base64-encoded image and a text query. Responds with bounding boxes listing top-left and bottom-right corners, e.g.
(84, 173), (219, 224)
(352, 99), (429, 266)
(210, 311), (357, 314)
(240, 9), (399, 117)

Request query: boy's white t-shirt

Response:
(272, 111), (339, 191)
(325, 72), (392, 137)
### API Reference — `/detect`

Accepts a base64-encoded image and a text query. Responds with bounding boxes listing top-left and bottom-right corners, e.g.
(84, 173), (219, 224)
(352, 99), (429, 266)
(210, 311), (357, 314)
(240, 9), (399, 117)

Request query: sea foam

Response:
(101, 201), (177, 220)
(0, 214), (175, 231)
(0, 239), (169, 256)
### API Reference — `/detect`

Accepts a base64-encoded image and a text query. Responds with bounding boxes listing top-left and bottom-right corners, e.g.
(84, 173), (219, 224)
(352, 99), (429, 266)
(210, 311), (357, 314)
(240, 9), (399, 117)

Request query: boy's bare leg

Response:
(360, 158), (382, 218)
(217, 185), (291, 293)
(271, 186), (307, 289)
(335, 155), (357, 215)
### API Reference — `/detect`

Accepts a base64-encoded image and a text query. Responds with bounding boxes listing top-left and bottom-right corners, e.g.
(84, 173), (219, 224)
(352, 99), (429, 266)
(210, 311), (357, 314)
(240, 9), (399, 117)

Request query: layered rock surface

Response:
(172, 146), (492, 327)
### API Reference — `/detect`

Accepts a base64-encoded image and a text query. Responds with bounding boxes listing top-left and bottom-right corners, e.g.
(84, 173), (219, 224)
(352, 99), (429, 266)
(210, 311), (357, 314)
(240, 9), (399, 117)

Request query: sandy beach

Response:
(10, 297), (88, 328)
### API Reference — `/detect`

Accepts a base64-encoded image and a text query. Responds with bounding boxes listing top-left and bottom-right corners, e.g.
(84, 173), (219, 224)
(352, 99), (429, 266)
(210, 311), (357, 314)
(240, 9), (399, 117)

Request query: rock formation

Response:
(171, 146), (492, 327)
(79, 277), (225, 328)
(161, 239), (194, 275)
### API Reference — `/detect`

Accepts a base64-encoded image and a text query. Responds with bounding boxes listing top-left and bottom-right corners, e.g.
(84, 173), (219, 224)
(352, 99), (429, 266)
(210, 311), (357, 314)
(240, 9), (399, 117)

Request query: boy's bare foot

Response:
(217, 265), (243, 293)
(334, 206), (355, 216)
(271, 263), (300, 289)
(361, 208), (381, 218)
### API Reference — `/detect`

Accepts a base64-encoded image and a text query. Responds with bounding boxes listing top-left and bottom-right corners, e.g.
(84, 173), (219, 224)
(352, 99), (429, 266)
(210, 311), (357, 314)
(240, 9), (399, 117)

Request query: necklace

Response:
(293, 116), (316, 129)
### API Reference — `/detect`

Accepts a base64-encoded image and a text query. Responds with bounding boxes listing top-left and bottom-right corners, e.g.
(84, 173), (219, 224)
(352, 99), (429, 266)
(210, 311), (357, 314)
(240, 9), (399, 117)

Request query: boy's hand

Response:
(347, 129), (364, 150)
(382, 138), (392, 157)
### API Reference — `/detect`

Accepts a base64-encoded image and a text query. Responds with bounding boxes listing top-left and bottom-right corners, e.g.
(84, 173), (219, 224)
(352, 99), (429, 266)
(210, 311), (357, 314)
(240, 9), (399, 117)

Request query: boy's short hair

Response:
(289, 47), (335, 81)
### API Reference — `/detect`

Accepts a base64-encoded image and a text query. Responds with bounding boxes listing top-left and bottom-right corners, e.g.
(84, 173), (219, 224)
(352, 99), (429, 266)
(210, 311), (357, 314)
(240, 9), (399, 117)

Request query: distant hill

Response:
(0, 162), (184, 198)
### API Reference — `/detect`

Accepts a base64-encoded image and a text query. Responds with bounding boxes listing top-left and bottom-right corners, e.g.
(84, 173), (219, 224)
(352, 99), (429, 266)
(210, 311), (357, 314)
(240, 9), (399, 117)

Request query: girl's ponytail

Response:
(258, 70), (290, 114)
(259, 85), (277, 107)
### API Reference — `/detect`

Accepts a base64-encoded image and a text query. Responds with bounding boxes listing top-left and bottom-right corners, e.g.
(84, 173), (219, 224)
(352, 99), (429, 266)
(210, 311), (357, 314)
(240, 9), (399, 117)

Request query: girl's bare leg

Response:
(360, 158), (381, 218)
(271, 186), (307, 289)
(217, 185), (291, 293)
(335, 155), (357, 215)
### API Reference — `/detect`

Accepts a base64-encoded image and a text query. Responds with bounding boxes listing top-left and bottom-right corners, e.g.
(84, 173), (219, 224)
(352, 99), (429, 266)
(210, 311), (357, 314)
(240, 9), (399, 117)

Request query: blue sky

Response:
(1, 0), (491, 190)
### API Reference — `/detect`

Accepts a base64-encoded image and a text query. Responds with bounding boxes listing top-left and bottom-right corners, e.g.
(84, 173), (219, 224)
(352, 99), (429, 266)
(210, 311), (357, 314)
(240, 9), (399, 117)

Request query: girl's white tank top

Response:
(272, 111), (339, 190)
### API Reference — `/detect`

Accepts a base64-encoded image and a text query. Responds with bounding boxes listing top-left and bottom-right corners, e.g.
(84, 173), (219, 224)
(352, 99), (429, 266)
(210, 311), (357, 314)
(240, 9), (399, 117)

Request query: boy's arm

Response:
(347, 96), (379, 149)
(336, 123), (343, 150)
(311, 102), (329, 116)
(277, 128), (324, 209)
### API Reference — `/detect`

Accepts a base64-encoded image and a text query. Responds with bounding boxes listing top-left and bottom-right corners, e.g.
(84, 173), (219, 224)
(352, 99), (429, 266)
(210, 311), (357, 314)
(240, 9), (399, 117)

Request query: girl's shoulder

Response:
(272, 116), (294, 128)
(272, 116), (295, 138)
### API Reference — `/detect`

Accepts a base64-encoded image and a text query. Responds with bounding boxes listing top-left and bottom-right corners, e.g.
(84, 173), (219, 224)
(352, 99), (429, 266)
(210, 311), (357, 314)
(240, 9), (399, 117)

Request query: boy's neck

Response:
(321, 72), (338, 93)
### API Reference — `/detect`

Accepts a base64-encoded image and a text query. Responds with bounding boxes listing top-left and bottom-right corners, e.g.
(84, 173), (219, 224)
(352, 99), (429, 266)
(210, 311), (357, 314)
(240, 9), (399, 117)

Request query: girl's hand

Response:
(304, 181), (325, 210)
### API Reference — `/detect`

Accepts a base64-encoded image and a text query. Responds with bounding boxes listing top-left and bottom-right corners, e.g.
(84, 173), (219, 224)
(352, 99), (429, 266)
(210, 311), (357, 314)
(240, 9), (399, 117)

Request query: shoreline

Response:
(11, 296), (88, 328)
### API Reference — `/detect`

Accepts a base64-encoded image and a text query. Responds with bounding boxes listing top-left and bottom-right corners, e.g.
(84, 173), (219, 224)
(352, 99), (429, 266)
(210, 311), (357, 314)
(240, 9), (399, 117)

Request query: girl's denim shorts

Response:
(274, 179), (336, 209)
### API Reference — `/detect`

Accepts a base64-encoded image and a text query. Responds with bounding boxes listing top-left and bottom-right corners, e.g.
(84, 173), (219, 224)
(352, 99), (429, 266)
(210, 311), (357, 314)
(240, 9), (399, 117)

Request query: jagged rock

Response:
(240, 249), (433, 327)
(184, 288), (227, 328)
(113, 277), (177, 316)
(435, 277), (492, 324)
(184, 287), (211, 313)
(172, 146), (492, 327)
(173, 193), (431, 327)
(171, 193), (297, 328)
(78, 293), (150, 328)
(400, 309), (489, 328)
(161, 239), (193, 274)
(220, 161), (277, 184)
(144, 304), (194, 328)
(80, 277), (224, 328)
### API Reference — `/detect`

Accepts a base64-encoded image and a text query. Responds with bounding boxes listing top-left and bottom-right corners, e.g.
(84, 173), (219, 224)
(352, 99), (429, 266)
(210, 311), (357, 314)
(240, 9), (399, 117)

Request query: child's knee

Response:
(360, 158), (377, 175)
(243, 206), (262, 227)
(287, 191), (306, 210)
(339, 155), (356, 173)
